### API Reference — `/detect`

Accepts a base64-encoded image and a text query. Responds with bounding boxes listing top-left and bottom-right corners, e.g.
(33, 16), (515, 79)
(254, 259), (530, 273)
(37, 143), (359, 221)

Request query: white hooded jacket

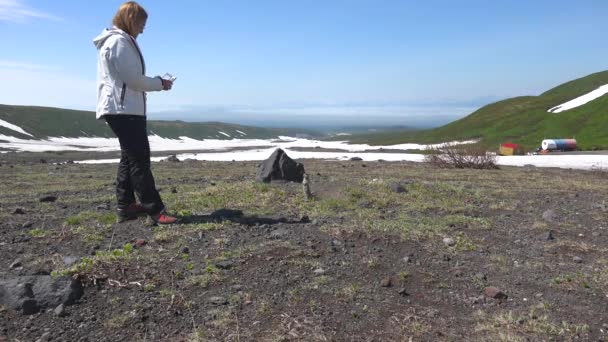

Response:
(93, 27), (163, 119)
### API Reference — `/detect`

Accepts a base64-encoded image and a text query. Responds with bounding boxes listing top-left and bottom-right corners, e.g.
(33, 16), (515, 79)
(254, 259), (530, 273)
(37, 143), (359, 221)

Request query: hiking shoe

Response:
(116, 203), (147, 223)
(148, 211), (179, 225)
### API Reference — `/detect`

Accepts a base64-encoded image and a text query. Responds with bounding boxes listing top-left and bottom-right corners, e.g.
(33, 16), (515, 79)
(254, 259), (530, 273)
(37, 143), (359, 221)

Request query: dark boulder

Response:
(0, 276), (83, 315)
(256, 148), (305, 183)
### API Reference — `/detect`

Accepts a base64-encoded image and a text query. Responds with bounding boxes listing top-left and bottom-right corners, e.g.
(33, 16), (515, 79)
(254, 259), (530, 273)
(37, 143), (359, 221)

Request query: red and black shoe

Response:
(148, 209), (179, 225)
(116, 203), (147, 223)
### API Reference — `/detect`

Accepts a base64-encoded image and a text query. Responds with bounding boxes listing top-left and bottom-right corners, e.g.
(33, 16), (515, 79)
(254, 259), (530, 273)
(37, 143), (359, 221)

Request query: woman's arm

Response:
(109, 37), (164, 92)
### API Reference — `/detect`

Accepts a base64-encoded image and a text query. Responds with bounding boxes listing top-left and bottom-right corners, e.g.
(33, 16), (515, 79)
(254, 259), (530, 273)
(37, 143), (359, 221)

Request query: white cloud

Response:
(0, 0), (61, 22)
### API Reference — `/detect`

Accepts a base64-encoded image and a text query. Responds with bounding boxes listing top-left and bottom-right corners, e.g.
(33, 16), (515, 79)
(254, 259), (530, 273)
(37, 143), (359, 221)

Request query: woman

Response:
(93, 1), (178, 225)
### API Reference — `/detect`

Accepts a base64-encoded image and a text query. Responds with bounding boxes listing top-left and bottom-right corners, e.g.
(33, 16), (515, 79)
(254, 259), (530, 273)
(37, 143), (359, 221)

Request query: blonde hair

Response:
(112, 1), (148, 37)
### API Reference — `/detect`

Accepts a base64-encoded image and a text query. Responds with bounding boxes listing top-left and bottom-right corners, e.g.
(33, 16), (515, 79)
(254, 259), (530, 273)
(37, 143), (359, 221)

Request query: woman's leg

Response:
(105, 115), (164, 215)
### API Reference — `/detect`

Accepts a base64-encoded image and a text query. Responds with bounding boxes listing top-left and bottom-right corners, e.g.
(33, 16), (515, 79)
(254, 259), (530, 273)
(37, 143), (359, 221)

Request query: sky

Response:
(1, 0), (607, 127)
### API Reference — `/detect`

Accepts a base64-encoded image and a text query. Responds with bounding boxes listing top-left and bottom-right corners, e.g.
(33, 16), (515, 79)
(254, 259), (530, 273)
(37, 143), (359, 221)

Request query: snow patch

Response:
(0, 118), (33, 137)
(235, 130), (247, 136)
(548, 84), (608, 113)
(218, 131), (231, 138)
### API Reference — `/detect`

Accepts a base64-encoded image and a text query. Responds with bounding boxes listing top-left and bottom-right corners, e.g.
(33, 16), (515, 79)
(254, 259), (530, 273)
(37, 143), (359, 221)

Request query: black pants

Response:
(104, 115), (164, 215)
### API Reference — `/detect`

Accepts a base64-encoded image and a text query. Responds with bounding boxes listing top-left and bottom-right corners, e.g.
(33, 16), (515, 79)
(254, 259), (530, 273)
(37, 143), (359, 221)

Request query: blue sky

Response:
(1, 0), (607, 127)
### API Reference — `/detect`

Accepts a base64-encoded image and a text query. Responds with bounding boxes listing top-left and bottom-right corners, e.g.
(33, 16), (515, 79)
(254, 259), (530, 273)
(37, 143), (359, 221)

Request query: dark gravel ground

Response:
(1, 154), (607, 341)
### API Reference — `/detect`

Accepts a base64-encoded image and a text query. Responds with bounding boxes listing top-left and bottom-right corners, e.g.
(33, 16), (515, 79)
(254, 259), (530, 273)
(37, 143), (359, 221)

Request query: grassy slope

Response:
(348, 71), (608, 151)
(0, 104), (318, 140)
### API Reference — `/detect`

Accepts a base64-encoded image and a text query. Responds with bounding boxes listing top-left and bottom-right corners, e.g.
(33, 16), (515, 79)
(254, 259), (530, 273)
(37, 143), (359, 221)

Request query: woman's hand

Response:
(161, 78), (173, 91)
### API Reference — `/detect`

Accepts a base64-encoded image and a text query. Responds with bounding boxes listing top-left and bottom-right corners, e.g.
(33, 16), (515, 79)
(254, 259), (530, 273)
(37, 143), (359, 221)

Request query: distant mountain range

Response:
(346, 71), (608, 151)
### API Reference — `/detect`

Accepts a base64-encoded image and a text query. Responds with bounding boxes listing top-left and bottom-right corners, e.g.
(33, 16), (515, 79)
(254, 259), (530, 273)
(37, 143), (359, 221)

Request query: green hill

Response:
(347, 71), (608, 151)
(0, 104), (318, 140)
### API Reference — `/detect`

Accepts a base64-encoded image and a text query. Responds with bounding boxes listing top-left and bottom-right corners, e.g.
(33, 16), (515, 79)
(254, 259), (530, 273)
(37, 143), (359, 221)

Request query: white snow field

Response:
(548, 84), (608, 113)
(0, 119), (606, 170)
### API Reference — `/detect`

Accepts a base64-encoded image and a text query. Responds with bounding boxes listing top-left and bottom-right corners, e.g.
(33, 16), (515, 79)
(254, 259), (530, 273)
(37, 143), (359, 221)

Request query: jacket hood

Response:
(93, 27), (130, 49)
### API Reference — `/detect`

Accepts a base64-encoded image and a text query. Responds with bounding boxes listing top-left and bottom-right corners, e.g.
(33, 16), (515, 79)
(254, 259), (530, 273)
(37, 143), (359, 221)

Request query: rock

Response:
(474, 273), (487, 281)
(398, 288), (409, 296)
(545, 230), (555, 241)
(164, 155), (180, 162)
(269, 228), (289, 239)
(9, 259), (22, 269)
(208, 296), (228, 305)
(36, 331), (51, 342)
(181, 246), (190, 254)
(62, 256), (79, 267)
(484, 287), (508, 300)
(39, 196), (57, 203)
(21, 222), (33, 229)
(390, 183), (407, 193)
(349, 157), (363, 161)
(215, 260), (234, 270)
(381, 277), (392, 287)
(443, 237), (455, 247)
(256, 148), (305, 183)
(12, 208), (25, 215)
(54, 304), (67, 317)
(402, 256), (411, 263)
(573, 256), (583, 263)
(134, 239), (147, 248)
(313, 268), (326, 276)
(96, 204), (110, 211)
(542, 209), (556, 222)
(300, 215), (310, 223)
(0, 276), (83, 315)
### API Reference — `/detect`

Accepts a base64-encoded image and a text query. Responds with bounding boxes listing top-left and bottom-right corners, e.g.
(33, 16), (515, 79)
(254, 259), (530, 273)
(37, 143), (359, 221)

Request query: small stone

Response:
(134, 239), (147, 248)
(215, 260), (234, 270)
(398, 288), (409, 296)
(244, 300), (252, 305)
(12, 208), (25, 215)
(313, 268), (326, 276)
(181, 246), (190, 254)
(545, 230), (555, 241)
(402, 256), (411, 263)
(21, 222), (33, 229)
(54, 304), (67, 317)
(381, 277), (392, 287)
(96, 204), (110, 211)
(484, 287), (508, 300)
(542, 209), (556, 222)
(62, 256), (79, 266)
(443, 237), (455, 247)
(36, 332), (51, 342)
(39, 195), (57, 203)
(311, 219), (319, 225)
(10, 259), (22, 269)
(390, 183), (407, 193)
(208, 296), (228, 305)
(474, 273), (487, 281)
(573, 256), (583, 263)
